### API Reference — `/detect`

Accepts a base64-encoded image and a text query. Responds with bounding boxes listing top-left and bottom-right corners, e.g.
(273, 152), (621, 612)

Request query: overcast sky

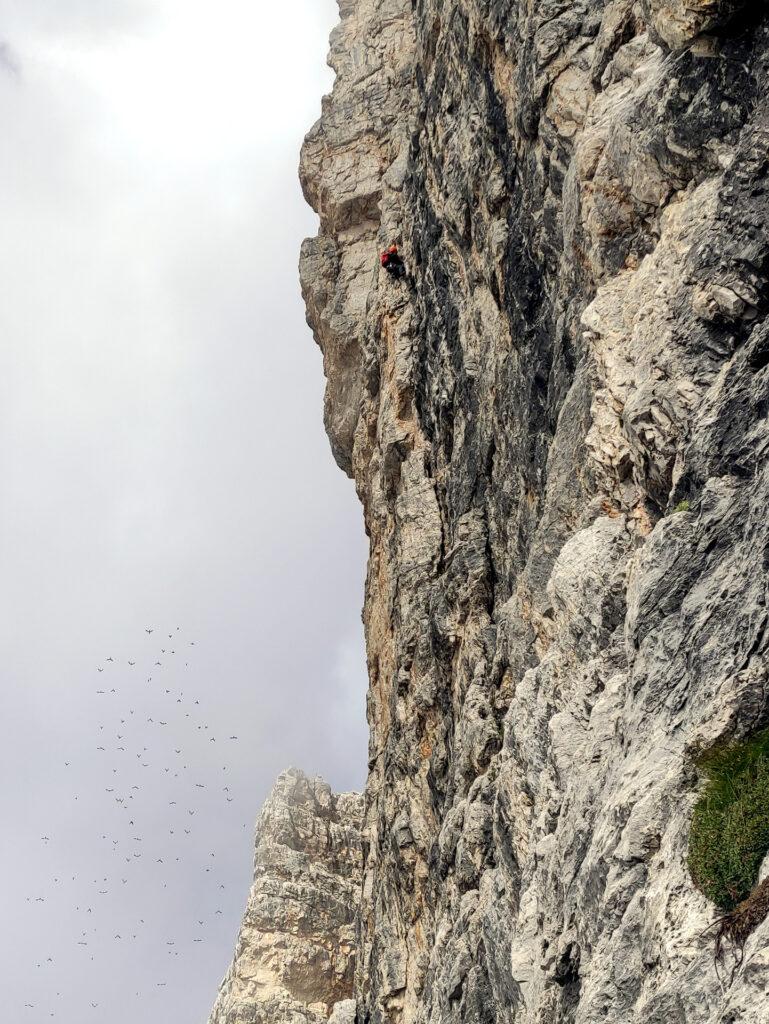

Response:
(0, 1), (368, 1020)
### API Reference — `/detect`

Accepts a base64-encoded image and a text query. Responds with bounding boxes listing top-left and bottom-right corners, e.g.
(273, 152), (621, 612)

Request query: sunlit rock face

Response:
(207, 769), (363, 1024)
(298, 1), (769, 1022)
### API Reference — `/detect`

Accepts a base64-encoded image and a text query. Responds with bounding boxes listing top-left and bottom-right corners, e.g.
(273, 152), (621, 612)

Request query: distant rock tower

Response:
(207, 769), (363, 1024)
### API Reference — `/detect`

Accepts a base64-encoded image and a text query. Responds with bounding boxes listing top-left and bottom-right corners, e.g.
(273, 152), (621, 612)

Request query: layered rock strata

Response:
(298, 1), (769, 1022)
(207, 769), (363, 1024)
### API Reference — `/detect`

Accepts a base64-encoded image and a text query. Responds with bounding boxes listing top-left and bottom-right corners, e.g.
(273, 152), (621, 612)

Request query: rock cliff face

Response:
(297, 1), (769, 1022)
(207, 769), (363, 1024)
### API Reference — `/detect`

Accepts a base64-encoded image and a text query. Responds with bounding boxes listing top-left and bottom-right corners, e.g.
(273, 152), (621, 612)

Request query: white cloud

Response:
(1, 0), (154, 40)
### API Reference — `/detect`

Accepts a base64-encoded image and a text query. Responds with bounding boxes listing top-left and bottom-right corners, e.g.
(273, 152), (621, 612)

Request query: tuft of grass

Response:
(688, 728), (769, 911)
(673, 499), (690, 514)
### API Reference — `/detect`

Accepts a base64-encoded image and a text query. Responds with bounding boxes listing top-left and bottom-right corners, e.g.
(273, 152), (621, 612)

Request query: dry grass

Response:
(706, 877), (769, 984)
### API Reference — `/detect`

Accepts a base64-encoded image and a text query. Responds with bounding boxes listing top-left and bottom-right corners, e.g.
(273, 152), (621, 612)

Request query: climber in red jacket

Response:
(380, 243), (406, 279)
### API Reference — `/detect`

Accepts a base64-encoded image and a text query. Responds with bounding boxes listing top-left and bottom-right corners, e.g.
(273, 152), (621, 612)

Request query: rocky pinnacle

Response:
(207, 769), (363, 1024)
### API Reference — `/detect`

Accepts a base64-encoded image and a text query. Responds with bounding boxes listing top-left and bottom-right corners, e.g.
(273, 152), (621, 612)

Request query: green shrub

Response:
(673, 500), (690, 514)
(688, 728), (769, 911)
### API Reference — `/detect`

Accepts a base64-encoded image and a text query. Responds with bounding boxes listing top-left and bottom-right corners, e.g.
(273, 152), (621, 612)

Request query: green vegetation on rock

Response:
(688, 729), (769, 911)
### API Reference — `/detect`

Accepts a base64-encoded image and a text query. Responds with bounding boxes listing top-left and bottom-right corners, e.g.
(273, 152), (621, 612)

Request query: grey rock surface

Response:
(207, 769), (363, 1024)
(297, 1), (769, 1022)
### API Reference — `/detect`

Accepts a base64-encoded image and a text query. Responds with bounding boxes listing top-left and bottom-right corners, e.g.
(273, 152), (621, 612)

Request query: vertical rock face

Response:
(299, 2), (769, 1023)
(208, 769), (363, 1024)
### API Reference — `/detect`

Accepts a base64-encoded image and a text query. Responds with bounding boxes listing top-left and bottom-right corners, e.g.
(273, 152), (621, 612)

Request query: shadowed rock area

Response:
(207, 769), (363, 1024)
(293, 0), (769, 1022)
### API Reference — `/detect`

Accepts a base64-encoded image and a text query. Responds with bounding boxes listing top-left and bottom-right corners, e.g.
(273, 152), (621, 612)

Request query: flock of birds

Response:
(20, 627), (251, 1018)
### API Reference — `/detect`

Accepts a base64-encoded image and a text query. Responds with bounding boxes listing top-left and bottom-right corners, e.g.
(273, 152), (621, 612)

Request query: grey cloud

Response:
(0, 1), (358, 1023)
(0, 41), (20, 77)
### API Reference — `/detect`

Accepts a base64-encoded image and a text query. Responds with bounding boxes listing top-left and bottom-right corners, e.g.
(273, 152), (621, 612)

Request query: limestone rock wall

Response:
(299, 1), (769, 1022)
(207, 769), (363, 1024)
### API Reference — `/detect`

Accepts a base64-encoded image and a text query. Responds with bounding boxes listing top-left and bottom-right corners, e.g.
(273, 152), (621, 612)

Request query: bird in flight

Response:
(145, 629), (154, 634)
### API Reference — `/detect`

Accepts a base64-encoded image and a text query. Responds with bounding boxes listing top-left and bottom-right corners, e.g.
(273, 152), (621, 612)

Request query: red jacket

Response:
(381, 245), (398, 266)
